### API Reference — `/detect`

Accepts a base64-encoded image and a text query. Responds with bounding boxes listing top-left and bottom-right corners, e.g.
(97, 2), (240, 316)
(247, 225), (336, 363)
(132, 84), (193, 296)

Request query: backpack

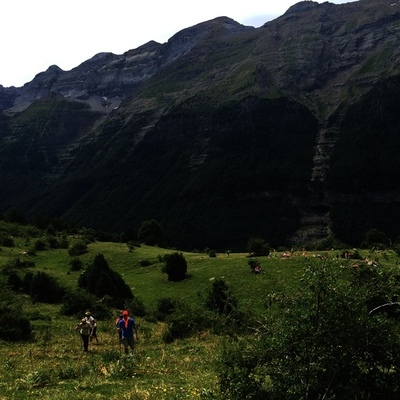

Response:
(80, 322), (91, 336)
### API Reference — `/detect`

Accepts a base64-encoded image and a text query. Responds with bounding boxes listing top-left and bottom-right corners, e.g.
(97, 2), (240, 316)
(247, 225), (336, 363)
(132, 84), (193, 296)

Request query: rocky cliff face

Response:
(1, 0), (400, 250)
(2, 18), (253, 114)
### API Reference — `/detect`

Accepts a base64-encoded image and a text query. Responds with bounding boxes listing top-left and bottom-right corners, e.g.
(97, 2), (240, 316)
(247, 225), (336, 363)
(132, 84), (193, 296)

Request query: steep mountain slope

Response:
(1, 0), (400, 250)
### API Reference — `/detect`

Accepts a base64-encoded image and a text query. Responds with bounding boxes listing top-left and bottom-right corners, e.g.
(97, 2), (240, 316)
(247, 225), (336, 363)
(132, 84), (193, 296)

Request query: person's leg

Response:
(122, 338), (129, 354)
(128, 338), (135, 355)
(82, 334), (89, 351)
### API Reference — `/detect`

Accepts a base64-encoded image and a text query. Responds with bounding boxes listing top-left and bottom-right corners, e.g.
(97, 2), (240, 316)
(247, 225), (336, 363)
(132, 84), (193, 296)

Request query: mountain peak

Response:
(285, 0), (323, 15)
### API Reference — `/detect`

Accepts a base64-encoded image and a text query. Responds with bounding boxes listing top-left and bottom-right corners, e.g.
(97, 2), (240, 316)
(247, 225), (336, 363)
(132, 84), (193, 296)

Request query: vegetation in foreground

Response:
(1, 221), (400, 399)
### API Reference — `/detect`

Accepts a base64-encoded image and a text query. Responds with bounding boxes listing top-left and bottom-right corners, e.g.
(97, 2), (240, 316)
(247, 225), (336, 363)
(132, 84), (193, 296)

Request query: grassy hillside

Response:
(0, 232), (306, 314)
(1, 223), (400, 399)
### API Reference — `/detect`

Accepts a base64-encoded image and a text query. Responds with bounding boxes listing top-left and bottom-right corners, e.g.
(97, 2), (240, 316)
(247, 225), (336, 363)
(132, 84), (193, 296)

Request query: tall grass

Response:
(1, 235), (399, 399)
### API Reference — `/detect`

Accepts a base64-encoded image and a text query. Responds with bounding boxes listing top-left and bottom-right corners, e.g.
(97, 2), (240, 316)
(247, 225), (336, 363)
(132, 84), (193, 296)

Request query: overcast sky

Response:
(0, 0), (357, 87)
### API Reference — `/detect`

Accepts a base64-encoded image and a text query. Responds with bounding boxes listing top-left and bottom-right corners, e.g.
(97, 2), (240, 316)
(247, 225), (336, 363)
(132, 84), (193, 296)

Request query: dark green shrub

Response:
(208, 250), (217, 258)
(28, 311), (49, 321)
(14, 258), (35, 268)
(202, 279), (247, 334)
(0, 288), (32, 341)
(121, 227), (137, 243)
(315, 236), (346, 251)
(69, 258), (83, 271)
(350, 264), (400, 313)
(217, 338), (264, 399)
(363, 228), (389, 249)
(216, 261), (400, 399)
(205, 278), (238, 317)
(139, 259), (151, 266)
(7, 273), (22, 292)
(30, 272), (66, 303)
(47, 235), (58, 249)
(162, 311), (196, 343)
(46, 225), (56, 236)
(68, 241), (88, 256)
(161, 304), (207, 343)
(1, 236), (14, 247)
(47, 235), (69, 249)
(1, 258), (35, 274)
(155, 297), (183, 321)
(60, 288), (112, 319)
(352, 249), (362, 260)
(125, 296), (147, 318)
(78, 253), (133, 305)
(158, 254), (168, 262)
(138, 219), (163, 246)
(162, 252), (187, 282)
(22, 272), (34, 294)
(247, 237), (270, 256)
(34, 238), (47, 251)
(77, 227), (96, 243)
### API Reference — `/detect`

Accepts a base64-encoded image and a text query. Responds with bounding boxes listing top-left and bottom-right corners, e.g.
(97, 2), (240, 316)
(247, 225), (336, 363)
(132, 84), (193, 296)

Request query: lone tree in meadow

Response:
(162, 252), (187, 282)
(205, 278), (238, 316)
(78, 253), (133, 304)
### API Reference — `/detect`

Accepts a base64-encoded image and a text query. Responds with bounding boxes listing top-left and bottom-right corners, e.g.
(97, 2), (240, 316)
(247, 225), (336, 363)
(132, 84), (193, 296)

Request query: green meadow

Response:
(1, 226), (400, 399)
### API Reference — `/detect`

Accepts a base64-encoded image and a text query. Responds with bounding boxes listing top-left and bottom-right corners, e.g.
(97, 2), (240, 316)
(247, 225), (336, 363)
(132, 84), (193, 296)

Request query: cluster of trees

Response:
(3, 204), (400, 255)
(7, 268), (65, 304)
(1, 210), (164, 248)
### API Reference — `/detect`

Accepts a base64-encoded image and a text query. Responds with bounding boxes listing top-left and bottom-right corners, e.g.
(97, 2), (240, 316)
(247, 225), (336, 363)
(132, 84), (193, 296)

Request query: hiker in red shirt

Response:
(117, 310), (139, 355)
